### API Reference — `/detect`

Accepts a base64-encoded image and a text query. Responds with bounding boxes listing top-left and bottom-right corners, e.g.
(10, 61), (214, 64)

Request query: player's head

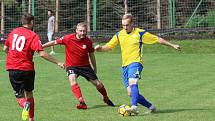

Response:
(76, 22), (87, 40)
(21, 13), (34, 30)
(122, 13), (134, 33)
(48, 9), (53, 17)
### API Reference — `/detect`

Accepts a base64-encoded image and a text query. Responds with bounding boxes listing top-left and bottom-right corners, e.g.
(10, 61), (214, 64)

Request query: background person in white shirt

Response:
(47, 9), (55, 54)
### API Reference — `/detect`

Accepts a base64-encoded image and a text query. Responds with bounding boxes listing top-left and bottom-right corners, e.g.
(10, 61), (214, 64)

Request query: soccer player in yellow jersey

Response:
(95, 13), (181, 114)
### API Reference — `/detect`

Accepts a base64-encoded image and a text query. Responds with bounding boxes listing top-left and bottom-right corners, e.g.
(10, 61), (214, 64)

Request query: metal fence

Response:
(1, 0), (215, 42)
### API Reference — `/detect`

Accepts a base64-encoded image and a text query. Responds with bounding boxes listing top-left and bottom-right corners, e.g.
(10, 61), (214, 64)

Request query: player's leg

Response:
(128, 63), (156, 113)
(124, 62), (143, 114)
(77, 65), (114, 107)
(121, 65), (138, 114)
(138, 94), (156, 114)
(69, 74), (85, 103)
(23, 91), (34, 121)
(90, 79), (114, 106)
(67, 67), (87, 109)
(9, 70), (35, 121)
(127, 78), (139, 115)
(23, 71), (35, 121)
(9, 70), (26, 108)
(128, 82), (156, 114)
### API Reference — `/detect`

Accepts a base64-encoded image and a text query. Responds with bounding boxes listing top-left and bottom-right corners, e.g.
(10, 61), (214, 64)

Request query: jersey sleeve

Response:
(56, 35), (69, 45)
(31, 35), (43, 52)
(105, 34), (119, 49)
(142, 32), (158, 44)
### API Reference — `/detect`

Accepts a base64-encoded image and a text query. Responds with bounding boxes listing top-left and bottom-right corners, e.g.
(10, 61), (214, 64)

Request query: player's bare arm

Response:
(89, 52), (97, 73)
(94, 45), (112, 52)
(38, 50), (64, 68)
(158, 37), (181, 51)
(42, 41), (57, 48)
(3, 45), (8, 53)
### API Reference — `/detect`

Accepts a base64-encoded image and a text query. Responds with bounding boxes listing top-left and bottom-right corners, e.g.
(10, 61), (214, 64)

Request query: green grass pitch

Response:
(0, 40), (215, 121)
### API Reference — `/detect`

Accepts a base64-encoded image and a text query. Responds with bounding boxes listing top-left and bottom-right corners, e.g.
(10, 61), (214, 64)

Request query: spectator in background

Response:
(47, 9), (55, 54)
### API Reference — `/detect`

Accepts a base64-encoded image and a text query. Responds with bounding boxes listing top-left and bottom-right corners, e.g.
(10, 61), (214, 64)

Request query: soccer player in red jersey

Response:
(43, 22), (114, 109)
(3, 13), (64, 121)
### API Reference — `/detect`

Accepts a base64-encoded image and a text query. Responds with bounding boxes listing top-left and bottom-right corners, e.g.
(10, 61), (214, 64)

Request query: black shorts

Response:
(8, 70), (35, 98)
(66, 65), (98, 81)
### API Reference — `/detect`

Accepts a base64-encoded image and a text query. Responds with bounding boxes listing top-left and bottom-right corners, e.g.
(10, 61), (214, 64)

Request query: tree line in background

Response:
(0, 0), (215, 40)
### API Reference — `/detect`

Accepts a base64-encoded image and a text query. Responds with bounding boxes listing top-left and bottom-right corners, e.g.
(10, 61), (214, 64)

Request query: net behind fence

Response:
(1, 0), (215, 42)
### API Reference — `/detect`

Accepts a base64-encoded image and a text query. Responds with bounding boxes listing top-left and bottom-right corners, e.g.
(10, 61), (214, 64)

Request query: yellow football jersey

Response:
(106, 28), (158, 66)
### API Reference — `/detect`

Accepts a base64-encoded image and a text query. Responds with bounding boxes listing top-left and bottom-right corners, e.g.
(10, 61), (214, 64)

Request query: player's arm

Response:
(158, 37), (181, 51)
(3, 36), (10, 53)
(42, 41), (57, 48)
(142, 32), (181, 51)
(38, 50), (64, 68)
(3, 45), (8, 54)
(94, 45), (112, 52)
(95, 34), (119, 52)
(89, 52), (97, 73)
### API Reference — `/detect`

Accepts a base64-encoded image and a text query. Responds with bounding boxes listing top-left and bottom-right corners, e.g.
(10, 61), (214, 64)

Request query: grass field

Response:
(0, 40), (215, 121)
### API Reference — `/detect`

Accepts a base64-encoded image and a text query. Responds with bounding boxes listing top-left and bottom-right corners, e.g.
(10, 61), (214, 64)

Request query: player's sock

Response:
(71, 83), (85, 103)
(130, 84), (139, 106)
(22, 101), (30, 121)
(96, 84), (108, 98)
(138, 94), (152, 108)
(16, 97), (27, 108)
(27, 97), (34, 119)
(96, 84), (115, 106)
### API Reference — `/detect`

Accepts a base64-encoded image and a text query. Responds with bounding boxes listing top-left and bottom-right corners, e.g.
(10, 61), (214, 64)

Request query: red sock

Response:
(97, 84), (108, 100)
(71, 83), (85, 102)
(27, 97), (34, 119)
(16, 97), (26, 108)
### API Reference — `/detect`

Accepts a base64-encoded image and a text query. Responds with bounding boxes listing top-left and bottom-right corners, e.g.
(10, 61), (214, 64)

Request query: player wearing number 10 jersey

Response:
(5, 27), (42, 71)
(3, 13), (64, 121)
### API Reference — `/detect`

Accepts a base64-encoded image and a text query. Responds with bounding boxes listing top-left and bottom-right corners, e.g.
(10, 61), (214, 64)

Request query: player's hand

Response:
(57, 62), (65, 69)
(94, 45), (102, 51)
(173, 44), (181, 51)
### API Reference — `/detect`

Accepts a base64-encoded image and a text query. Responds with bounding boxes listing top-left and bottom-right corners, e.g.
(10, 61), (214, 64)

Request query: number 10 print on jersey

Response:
(12, 34), (26, 52)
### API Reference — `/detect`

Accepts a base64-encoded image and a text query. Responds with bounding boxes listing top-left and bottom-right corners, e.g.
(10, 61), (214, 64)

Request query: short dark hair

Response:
(21, 13), (34, 25)
(48, 9), (54, 13)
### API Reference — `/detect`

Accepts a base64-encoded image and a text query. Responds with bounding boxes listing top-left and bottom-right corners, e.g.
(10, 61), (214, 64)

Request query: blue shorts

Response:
(122, 62), (143, 87)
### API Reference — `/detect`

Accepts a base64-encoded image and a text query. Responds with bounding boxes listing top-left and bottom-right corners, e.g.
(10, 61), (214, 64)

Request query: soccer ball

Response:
(117, 104), (131, 116)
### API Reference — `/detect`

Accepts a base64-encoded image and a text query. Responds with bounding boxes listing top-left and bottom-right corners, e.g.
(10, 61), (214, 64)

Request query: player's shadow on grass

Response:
(136, 108), (213, 117)
(89, 104), (121, 110)
(154, 108), (212, 114)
